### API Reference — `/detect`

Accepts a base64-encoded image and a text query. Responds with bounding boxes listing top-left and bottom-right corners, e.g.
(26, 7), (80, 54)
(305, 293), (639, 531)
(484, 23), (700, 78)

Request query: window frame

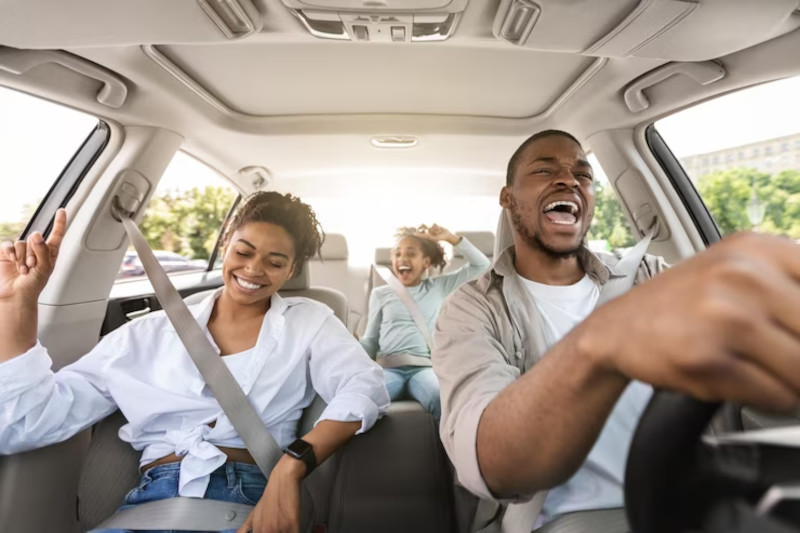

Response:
(645, 124), (721, 246)
(21, 121), (110, 239)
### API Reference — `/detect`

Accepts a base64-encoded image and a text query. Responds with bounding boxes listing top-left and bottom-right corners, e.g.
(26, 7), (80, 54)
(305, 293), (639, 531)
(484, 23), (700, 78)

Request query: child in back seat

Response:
(0, 192), (389, 533)
(359, 224), (490, 421)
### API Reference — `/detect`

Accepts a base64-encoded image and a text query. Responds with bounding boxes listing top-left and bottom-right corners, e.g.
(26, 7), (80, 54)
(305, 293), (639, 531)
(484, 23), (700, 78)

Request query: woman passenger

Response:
(359, 224), (490, 420)
(0, 191), (389, 533)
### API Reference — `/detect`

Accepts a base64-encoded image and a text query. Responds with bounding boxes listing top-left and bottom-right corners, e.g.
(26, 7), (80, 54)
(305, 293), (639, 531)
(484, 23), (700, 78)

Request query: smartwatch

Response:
(283, 438), (317, 476)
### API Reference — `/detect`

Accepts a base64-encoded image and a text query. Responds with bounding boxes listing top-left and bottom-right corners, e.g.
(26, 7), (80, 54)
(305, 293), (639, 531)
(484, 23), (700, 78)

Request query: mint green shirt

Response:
(359, 238), (491, 359)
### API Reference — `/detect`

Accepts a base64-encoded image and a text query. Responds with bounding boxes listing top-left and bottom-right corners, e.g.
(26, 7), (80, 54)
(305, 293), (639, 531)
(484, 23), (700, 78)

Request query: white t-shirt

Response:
(519, 274), (600, 347)
(519, 273), (653, 524)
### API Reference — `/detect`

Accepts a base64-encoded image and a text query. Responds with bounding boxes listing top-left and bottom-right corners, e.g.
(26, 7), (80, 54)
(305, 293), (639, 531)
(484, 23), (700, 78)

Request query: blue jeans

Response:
(384, 366), (441, 421)
(103, 462), (266, 533)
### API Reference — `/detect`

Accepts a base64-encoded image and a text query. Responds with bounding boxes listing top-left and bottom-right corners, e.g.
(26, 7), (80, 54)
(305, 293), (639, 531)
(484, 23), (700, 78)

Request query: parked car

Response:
(117, 250), (208, 278)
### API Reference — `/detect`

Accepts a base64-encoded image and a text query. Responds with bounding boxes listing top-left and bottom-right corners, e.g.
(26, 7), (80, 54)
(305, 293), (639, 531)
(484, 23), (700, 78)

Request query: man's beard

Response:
(508, 196), (586, 260)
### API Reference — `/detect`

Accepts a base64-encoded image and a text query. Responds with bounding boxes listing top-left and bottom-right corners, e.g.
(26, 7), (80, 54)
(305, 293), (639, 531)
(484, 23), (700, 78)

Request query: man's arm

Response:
(434, 282), (627, 500)
(441, 233), (800, 499)
(476, 328), (628, 496)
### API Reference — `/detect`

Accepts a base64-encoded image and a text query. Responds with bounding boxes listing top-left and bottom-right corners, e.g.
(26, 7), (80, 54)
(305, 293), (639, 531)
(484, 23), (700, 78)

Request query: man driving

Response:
(433, 129), (800, 532)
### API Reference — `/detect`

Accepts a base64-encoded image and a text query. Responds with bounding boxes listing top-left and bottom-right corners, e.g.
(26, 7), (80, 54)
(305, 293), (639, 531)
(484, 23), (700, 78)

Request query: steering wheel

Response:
(624, 391), (800, 533)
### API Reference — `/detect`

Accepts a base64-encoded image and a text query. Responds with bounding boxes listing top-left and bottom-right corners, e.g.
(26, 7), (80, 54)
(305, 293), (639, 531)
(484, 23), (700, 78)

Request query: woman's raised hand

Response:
(0, 209), (67, 304)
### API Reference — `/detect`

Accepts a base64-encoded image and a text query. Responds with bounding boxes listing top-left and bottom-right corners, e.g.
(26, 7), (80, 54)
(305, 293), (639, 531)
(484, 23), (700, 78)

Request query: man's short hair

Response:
(506, 130), (583, 185)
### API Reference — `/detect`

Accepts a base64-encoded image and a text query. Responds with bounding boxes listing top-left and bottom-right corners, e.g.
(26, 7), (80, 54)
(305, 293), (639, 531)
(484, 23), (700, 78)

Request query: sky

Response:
(0, 86), (225, 223)
(2, 74), (799, 262)
(654, 75), (800, 157)
(0, 88), (97, 221)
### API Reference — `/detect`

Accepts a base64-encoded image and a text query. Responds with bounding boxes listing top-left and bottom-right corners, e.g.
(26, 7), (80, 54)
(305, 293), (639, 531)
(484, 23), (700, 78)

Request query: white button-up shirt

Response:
(0, 289), (390, 497)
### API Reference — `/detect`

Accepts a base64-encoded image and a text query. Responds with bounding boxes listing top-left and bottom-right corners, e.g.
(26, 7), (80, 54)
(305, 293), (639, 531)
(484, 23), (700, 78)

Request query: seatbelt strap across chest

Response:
(373, 265), (435, 352)
(92, 200), (285, 531)
(597, 224), (656, 306)
(115, 203), (283, 475)
(475, 225), (656, 533)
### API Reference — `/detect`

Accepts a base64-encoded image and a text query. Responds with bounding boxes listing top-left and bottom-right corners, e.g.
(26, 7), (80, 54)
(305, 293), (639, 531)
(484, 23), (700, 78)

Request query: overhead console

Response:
(279, 0), (469, 42)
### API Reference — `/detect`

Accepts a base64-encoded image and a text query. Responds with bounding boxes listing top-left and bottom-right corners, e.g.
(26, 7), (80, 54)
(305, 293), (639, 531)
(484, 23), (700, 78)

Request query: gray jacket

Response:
(432, 244), (668, 501)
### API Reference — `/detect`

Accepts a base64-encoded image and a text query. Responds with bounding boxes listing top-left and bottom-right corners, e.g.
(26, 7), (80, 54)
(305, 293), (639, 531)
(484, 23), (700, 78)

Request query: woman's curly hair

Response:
(395, 226), (447, 270)
(223, 191), (324, 278)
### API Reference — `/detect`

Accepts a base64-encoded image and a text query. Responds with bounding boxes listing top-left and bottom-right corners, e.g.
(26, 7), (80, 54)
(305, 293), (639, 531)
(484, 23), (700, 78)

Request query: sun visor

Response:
(0, 0), (263, 49)
(493, 0), (800, 62)
(584, 0), (800, 61)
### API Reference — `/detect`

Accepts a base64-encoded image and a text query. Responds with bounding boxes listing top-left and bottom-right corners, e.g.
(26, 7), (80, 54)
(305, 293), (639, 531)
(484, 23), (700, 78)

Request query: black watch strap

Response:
(283, 438), (317, 476)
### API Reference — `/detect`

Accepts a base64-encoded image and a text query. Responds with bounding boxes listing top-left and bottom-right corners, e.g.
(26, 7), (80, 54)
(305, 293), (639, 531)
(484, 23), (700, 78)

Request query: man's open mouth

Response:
(543, 200), (579, 225)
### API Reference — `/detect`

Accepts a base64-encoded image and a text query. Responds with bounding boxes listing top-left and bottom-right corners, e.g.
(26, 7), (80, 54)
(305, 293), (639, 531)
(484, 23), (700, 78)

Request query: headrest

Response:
(494, 209), (514, 259)
(318, 233), (348, 260)
(282, 262), (310, 291)
(453, 231), (495, 258)
(374, 247), (392, 266)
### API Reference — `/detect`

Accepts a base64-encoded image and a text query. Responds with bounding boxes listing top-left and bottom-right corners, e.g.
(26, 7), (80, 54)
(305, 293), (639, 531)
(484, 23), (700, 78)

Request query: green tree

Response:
(139, 186), (237, 259)
(588, 180), (635, 250)
(695, 167), (800, 238)
(0, 220), (26, 243)
(0, 203), (40, 243)
(184, 186), (239, 259)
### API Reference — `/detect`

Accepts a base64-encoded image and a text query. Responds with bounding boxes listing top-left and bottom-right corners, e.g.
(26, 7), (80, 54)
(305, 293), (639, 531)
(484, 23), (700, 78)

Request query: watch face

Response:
(287, 439), (312, 456)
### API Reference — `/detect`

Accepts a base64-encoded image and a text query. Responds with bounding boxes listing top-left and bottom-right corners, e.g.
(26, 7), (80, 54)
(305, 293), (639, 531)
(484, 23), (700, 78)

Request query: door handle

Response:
(0, 47), (128, 108)
(624, 61), (725, 112)
(125, 307), (151, 320)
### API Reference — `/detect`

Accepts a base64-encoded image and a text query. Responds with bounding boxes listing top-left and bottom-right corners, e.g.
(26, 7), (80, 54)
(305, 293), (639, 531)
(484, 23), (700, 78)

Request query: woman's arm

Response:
(239, 312), (389, 533)
(0, 209), (66, 361)
(237, 419), (361, 533)
(0, 210), (118, 454)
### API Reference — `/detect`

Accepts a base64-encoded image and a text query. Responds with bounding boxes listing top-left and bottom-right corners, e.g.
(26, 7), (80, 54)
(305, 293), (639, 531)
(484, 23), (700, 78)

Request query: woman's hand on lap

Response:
(237, 458), (304, 533)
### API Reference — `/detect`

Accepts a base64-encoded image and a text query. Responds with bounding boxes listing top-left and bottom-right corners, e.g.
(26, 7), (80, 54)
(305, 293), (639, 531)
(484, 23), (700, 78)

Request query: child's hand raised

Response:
(414, 224), (460, 246)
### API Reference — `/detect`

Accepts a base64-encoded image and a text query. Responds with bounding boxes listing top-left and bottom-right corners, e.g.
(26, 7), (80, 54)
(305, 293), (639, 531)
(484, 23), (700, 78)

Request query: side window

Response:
(116, 152), (238, 280)
(586, 154), (635, 253)
(0, 87), (99, 242)
(655, 75), (800, 238)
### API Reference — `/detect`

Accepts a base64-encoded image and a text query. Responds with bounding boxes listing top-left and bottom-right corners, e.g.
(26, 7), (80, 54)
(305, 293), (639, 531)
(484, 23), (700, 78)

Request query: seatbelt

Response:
(94, 498), (255, 532)
(91, 202), (284, 531)
(596, 223), (656, 306)
(373, 265), (435, 352)
(117, 205), (283, 474)
(473, 224), (657, 533)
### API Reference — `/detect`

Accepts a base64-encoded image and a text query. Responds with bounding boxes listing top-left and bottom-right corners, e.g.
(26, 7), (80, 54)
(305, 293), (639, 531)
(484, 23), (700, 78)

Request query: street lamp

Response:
(746, 182), (765, 230)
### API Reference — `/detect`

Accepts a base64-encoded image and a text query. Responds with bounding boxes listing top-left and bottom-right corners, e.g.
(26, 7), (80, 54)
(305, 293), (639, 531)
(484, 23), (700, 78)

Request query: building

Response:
(680, 132), (800, 178)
